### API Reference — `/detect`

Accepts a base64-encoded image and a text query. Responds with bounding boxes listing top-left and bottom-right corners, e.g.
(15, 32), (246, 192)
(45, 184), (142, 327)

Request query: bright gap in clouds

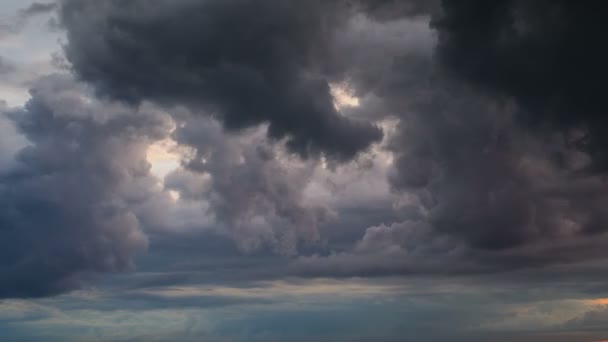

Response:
(146, 134), (187, 202)
(146, 137), (181, 181)
(330, 82), (360, 110)
(146, 83), (360, 180)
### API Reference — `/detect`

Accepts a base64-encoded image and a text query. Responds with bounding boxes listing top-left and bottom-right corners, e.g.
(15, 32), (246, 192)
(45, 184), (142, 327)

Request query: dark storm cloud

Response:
(58, 0), (382, 161)
(433, 0), (608, 169)
(404, 1), (608, 253)
(0, 75), (172, 298)
(383, 62), (608, 260)
(30, 0), (608, 281)
(283, 0), (608, 275)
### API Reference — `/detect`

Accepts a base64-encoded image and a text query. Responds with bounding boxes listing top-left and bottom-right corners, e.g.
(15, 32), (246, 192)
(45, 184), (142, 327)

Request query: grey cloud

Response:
(16, 0), (608, 292)
(387, 72), (608, 259)
(328, 0), (608, 271)
(414, 1), (608, 253)
(0, 2), (57, 38)
(0, 103), (27, 173)
(142, 0), (608, 275)
(170, 115), (334, 255)
(53, 291), (275, 312)
(0, 56), (16, 75)
(0, 74), (172, 298)
(59, 0), (382, 161)
(433, 0), (608, 170)
(20, 2), (57, 16)
(292, 220), (471, 278)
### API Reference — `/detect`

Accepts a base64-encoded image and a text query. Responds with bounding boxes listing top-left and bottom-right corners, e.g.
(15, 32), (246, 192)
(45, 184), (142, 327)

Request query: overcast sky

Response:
(1, 1), (608, 341)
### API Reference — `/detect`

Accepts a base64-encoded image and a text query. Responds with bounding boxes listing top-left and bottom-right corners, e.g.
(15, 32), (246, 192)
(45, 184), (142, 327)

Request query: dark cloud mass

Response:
(0, 75), (171, 298)
(433, 0), (608, 169)
(278, 0), (608, 275)
(59, 0), (381, 161)
(45, 0), (608, 280)
(416, 1), (608, 252)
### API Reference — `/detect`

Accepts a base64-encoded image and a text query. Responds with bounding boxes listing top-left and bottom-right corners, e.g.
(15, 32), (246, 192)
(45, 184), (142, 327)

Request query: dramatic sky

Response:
(2, 1), (608, 341)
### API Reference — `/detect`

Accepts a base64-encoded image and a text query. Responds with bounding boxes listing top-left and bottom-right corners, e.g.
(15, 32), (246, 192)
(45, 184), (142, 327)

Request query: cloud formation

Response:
(59, 0), (382, 161)
(5, 2), (608, 341)
(0, 2), (57, 39)
(168, 115), (334, 255)
(2, 6), (608, 340)
(0, 75), (171, 298)
(433, 0), (608, 169)
(47, 0), (608, 278)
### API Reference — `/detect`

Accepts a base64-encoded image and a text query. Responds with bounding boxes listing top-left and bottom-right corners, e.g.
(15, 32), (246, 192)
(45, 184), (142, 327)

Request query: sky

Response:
(1, 1), (608, 341)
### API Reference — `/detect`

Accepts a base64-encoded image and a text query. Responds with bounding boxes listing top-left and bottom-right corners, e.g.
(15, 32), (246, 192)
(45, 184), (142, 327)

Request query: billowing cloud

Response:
(433, 0), (608, 170)
(4, 3), (608, 342)
(0, 74), (172, 298)
(259, 0), (608, 278)
(58, 0), (382, 161)
(54, 0), (608, 275)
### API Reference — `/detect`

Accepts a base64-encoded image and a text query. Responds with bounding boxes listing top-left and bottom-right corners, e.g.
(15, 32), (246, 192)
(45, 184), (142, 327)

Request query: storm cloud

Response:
(0, 75), (171, 298)
(58, 0), (382, 161)
(433, 0), (608, 169)
(167, 115), (334, 255)
(49, 0), (608, 277)
(3, 1), (608, 341)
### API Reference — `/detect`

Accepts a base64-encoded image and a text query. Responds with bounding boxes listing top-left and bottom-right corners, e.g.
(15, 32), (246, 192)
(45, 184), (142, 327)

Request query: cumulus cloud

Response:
(5, 7), (608, 342)
(433, 0), (608, 170)
(329, 0), (608, 270)
(0, 74), (172, 298)
(169, 115), (335, 255)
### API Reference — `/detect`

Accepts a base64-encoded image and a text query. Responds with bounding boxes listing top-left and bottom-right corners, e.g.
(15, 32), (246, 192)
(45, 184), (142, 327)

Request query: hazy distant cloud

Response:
(0, 2), (56, 38)
(0, 56), (16, 75)
(52, 0), (608, 278)
(20, 2), (57, 16)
